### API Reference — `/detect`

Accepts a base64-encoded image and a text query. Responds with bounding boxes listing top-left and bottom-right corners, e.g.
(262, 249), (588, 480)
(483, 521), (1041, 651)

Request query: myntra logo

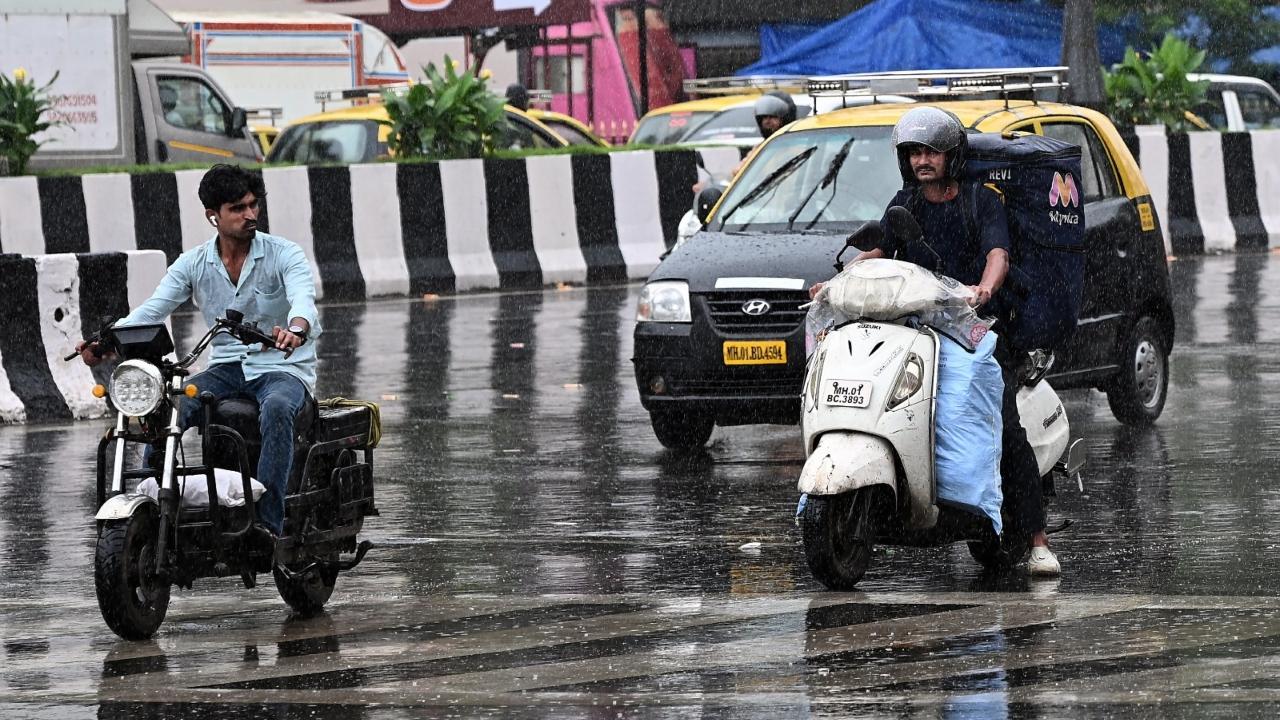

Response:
(1049, 171), (1079, 208)
(402, 0), (453, 11)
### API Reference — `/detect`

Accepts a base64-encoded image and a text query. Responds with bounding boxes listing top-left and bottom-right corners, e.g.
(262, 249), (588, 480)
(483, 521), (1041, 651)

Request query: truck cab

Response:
(132, 61), (260, 164)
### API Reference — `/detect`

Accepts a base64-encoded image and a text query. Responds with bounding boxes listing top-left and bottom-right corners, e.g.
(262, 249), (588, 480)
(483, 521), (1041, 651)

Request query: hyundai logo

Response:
(741, 299), (772, 316)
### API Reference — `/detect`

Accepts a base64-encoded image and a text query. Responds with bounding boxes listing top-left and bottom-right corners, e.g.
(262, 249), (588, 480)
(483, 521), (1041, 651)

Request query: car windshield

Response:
(268, 120), (377, 164)
(631, 111), (714, 145)
(684, 105), (812, 143)
(711, 126), (899, 232)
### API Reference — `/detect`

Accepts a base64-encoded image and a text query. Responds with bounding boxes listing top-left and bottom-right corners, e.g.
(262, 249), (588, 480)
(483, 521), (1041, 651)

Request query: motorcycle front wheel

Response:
(94, 506), (171, 640)
(799, 489), (877, 590)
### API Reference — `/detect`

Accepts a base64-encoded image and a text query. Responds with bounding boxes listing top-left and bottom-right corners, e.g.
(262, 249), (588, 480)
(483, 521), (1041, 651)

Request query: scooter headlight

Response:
(637, 281), (692, 323)
(110, 359), (164, 417)
(886, 352), (923, 410)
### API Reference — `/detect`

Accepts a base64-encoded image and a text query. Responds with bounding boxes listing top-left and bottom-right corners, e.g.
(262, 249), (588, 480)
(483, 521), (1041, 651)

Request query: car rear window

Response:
(631, 111), (713, 145)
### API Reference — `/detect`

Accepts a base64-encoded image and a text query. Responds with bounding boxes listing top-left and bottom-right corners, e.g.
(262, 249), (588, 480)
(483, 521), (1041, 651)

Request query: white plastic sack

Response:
(813, 259), (995, 350)
(136, 468), (266, 508)
(935, 332), (1004, 534)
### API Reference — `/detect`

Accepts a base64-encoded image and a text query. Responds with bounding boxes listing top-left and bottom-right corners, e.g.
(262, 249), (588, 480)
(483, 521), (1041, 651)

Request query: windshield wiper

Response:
(786, 136), (855, 232)
(715, 146), (818, 230)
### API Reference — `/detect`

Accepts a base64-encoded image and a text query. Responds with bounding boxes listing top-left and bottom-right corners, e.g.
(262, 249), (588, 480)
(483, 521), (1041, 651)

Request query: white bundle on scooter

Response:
(137, 467), (266, 508)
(813, 259), (995, 350)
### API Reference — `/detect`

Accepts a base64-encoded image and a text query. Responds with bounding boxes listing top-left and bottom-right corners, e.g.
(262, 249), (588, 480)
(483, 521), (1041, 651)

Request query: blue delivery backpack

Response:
(961, 133), (1086, 351)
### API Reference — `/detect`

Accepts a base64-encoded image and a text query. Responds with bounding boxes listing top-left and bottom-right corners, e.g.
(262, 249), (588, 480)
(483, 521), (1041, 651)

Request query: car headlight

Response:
(110, 359), (165, 417)
(637, 281), (692, 323)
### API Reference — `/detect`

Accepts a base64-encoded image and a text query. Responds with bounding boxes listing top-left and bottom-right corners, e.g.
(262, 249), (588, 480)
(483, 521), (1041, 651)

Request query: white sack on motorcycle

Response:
(814, 259), (995, 350)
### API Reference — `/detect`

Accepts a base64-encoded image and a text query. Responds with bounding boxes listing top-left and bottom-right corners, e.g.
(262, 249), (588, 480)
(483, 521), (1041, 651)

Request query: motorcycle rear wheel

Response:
(799, 489), (876, 590)
(95, 507), (171, 640)
(273, 560), (337, 615)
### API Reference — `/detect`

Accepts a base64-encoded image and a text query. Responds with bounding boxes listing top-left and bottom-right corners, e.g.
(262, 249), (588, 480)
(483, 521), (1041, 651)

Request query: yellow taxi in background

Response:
(266, 101), (567, 164)
(527, 108), (610, 147)
(634, 68), (1175, 449)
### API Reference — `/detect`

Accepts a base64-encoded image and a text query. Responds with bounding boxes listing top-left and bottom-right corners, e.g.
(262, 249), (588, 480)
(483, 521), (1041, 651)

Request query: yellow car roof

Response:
(775, 99), (1148, 199)
(526, 109), (608, 145)
(282, 102), (568, 146)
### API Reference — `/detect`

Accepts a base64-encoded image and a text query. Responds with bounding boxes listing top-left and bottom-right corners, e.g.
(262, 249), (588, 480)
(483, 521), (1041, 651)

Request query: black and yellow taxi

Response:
(267, 100), (567, 164)
(526, 108), (611, 147)
(633, 70), (1174, 449)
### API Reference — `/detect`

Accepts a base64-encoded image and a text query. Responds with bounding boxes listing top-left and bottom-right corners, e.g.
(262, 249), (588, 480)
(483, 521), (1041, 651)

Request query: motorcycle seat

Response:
(210, 395), (316, 445)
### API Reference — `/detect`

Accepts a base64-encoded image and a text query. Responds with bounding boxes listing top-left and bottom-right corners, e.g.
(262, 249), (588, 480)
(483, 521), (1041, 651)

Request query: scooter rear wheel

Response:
(799, 489), (876, 590)
(94, 506), (171, 640)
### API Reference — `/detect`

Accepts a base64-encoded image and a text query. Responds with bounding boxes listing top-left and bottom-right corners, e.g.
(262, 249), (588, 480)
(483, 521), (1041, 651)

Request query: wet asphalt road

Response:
(4, 251), (1280, 717)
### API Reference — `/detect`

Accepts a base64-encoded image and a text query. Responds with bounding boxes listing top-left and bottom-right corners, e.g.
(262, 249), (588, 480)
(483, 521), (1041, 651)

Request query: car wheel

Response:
(649, 409), (714, 450)
(1106, 316), (1169, 426)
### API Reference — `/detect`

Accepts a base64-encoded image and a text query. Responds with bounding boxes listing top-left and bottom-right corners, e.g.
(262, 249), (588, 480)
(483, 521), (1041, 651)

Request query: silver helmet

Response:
(891, 106), (968, 182)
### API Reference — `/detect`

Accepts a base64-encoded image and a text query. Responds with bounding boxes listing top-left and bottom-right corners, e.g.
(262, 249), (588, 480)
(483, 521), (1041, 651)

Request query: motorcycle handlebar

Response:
(217, 311), (303, 359)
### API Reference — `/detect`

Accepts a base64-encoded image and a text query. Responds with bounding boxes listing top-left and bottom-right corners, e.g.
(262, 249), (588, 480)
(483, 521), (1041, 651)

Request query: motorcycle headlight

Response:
(110, 360), (165, 417)
(637, 281), (692, 323)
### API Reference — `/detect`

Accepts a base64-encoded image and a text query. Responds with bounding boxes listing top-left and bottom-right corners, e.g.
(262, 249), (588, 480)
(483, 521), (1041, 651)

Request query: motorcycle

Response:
(797, 211), (1085, 590)
(74, 310), (378, 639)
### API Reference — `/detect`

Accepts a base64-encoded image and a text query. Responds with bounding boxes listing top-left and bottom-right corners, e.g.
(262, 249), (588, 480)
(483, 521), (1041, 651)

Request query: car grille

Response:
(673, 376), (802, 396)
(702, 290), (809, 334)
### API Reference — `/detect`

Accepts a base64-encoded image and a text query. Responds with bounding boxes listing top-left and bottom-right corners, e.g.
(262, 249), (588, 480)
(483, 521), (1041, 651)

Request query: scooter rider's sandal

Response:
(1025, 546), (1061, 576)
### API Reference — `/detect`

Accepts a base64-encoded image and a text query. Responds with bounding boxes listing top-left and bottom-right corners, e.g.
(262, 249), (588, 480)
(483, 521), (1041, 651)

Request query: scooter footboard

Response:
(798, 433), (898, 497)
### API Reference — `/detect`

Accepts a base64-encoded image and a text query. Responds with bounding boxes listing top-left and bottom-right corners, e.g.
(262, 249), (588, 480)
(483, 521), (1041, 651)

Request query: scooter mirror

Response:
(833, 220), (883, 272)
(885, 205), (923, 246)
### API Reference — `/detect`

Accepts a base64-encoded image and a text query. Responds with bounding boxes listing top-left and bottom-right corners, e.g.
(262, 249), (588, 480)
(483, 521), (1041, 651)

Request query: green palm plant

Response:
(0, 68), (64, 175)
(380, 56), (507, 160)
(1104, 33), (1210, 131)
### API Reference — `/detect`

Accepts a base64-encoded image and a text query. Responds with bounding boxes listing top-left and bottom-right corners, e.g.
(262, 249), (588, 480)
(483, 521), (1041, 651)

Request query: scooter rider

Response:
(809, 106), (1060, 575)
(77, 163), (320, 543)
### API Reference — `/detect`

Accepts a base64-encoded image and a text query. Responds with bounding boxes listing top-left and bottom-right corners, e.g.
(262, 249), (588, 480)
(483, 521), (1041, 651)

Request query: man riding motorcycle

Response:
(810, 106), (1060, 575)
(78, 163), (319, 543)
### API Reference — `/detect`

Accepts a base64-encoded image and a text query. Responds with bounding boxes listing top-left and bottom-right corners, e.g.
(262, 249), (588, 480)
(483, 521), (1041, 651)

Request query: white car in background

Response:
(1189, 73), (1280, 131)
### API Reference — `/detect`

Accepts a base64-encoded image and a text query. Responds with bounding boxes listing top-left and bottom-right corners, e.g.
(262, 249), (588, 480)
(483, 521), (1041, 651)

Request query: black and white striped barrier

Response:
(1128, 127), (1280, 255)
(0, 150), (704, 301)
(0, 250), (167, 424)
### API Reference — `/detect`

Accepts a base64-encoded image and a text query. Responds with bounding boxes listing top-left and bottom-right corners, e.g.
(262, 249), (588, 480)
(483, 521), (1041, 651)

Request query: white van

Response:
(168, 11), (410, 124)
(1188, 73), (1280, 131)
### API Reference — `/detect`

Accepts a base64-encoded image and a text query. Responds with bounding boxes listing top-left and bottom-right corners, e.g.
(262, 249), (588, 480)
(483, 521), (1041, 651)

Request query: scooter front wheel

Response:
(94, 506), (171, 640)
(799, 489), (877, 590)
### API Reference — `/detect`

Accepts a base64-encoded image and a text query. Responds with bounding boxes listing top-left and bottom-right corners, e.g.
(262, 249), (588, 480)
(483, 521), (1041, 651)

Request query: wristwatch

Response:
(288, 324), (308, 342)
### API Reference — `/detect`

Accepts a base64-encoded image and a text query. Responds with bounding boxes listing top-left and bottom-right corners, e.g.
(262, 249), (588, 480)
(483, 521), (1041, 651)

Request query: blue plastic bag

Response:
(935, 331), (1004, 534)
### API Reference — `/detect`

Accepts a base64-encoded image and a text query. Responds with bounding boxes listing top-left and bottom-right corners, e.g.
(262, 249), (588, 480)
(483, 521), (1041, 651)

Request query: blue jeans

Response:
(179, 363), (309, 535)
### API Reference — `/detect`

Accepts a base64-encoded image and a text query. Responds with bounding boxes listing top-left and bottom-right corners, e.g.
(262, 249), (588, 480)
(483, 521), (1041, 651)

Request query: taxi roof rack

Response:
(682, 75), (809, 97)
(313, 83), (411, 112)
(804, 66), (1069, 106)
(244, 107), (284, 127)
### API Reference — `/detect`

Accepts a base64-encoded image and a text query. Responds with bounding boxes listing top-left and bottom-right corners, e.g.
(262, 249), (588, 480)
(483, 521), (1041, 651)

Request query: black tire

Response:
(273, 562), (337, 615)
(799, 489), (876, 590)
(1106, 316), (1169, 426)
(967, 528), (1032, 572)
(94, 507), (170, 640)
(649, 409), (714, 450)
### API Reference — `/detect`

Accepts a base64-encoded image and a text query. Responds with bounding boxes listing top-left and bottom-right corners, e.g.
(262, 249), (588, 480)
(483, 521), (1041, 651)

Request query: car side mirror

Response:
(696, 186), (723, 226)
(228, 107), (247, 137)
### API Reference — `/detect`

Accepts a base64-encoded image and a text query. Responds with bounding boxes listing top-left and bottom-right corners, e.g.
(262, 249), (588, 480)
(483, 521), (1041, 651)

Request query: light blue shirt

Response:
(122, 232), (321, 393)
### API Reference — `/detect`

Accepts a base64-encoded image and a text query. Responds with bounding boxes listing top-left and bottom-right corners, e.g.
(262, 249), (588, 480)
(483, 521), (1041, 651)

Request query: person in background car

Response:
(505, 83), (530, 112)
(693, 91), (800, 196)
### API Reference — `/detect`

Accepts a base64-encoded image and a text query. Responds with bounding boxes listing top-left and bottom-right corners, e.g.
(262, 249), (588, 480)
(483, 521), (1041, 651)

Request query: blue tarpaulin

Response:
(740, 0), (1128, 77)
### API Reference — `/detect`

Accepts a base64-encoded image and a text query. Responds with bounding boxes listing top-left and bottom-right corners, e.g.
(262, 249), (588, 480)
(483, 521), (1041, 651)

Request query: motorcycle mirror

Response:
(696, 186), (724, 225)
(885, 205), (923, 246)
(224, 309), (245, 324)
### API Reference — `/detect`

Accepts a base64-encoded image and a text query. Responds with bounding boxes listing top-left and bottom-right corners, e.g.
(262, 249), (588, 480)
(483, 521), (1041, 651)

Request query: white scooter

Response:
(797, 210), (1085, 590)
